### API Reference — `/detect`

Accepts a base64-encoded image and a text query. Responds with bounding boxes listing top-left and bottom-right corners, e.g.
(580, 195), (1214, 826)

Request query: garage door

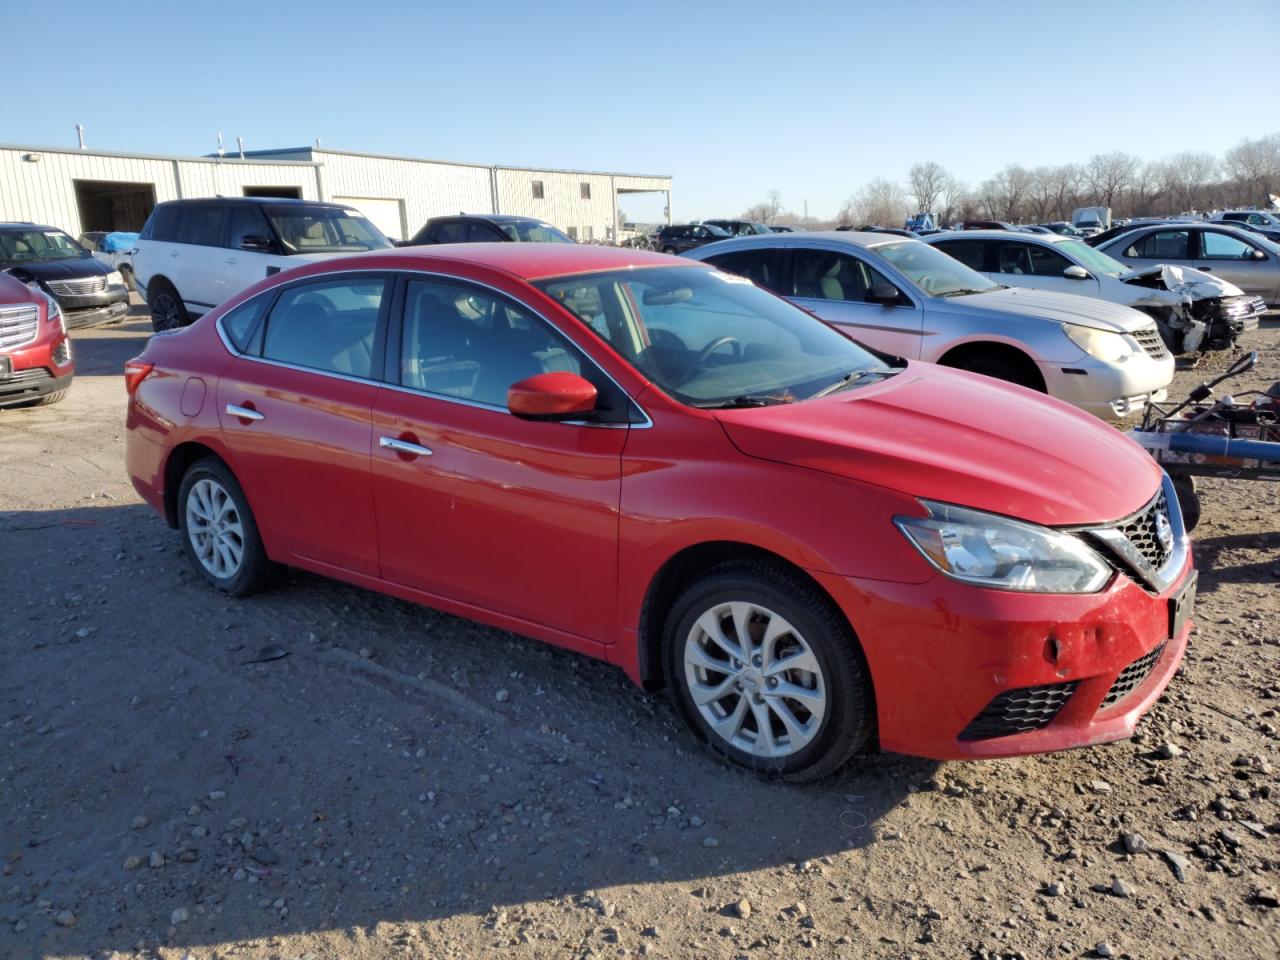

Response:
(333, 196), (405, 241)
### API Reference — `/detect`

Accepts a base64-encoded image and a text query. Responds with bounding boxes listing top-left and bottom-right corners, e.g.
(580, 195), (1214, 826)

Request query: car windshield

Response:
(500, 220), (574, 243)
(1057, 239), (1130, 277)
(536, 265), (890, 408)
(0, 229), (87, 264)
(874, 240), (998, 297)
(263, 205), (392, 254)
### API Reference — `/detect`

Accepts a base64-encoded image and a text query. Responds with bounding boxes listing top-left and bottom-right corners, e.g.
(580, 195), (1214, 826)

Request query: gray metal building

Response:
(0, 142), (672, 242)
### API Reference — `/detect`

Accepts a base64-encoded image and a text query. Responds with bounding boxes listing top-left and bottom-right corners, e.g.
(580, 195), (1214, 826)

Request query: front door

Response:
(1193, 229), (1276, 300)
(371, 276), (626, 643)
(217, 273), (389, 574)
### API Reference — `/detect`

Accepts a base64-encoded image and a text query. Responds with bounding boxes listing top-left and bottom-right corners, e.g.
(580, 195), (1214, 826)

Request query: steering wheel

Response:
(693, 336), (740, 368)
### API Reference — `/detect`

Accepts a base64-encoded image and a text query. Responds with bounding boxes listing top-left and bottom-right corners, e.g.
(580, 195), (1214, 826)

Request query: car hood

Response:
(1120, 264), (1244, 300)
(2, 256), (108, 282)
(714, 362), (1162, 527)
(946, 286), (1150, 333)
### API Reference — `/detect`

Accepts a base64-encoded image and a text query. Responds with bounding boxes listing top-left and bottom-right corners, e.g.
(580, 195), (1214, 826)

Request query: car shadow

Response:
(1187, 528), (1280, 592)
(66, 318), (154, 376)
(2, 503), (937, 958)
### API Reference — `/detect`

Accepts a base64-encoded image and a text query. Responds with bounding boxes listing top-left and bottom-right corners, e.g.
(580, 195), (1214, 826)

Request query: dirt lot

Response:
(2, 300), (1278, 960)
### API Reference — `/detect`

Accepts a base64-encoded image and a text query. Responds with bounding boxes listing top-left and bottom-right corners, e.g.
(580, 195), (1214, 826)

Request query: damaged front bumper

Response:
(1124, 266), (1266, 353)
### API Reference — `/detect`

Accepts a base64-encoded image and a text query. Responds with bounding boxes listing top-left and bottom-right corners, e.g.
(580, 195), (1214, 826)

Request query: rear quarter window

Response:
(220, 296), (270, 354)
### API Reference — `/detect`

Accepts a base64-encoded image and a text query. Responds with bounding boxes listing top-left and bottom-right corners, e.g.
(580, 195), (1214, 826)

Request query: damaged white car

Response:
(927, 231), (1265, 354)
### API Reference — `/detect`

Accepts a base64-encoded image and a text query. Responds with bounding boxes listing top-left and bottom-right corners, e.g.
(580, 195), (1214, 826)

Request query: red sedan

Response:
(0, 272), (74, 408)
(125, 245), (1195, 781)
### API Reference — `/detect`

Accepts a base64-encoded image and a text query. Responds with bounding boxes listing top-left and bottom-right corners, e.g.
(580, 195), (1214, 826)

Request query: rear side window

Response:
(220, 295), (270, 354)
(932, 239), (988, 271)
(467, 222), (504, 242)
(182, 205), (226, 247)
(262, 278), (386, 378)
(145, 205), (185, 242)
(432, 221), (468, 243)
(1124, 230), (1190, 259)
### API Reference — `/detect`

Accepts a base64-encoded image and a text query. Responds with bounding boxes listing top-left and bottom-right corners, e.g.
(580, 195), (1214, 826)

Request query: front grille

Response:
(47, 276), (107, 296)
(1114, 489), (1172, 570)
(1100, 642), (1166, 709)
(0, 303), (39, 349)
(958, 682), (1077, 741)
(1221, 295), (1267, 318)
(1132, 325), (1169, 360)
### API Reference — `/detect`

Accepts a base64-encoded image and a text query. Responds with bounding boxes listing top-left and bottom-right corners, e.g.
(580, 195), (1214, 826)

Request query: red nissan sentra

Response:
(124, 245), (1196, 781)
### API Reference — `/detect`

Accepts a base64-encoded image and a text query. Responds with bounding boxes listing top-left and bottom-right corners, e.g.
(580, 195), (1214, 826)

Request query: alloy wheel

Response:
(185, 478), (245, 579)
(683, 601), (827, 758)
(152, 292), (181, 330)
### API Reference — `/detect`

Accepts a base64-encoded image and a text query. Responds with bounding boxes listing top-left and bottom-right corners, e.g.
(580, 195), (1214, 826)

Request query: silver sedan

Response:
(1097, 223), (1280, 306)
(684, 231), (1173, 421)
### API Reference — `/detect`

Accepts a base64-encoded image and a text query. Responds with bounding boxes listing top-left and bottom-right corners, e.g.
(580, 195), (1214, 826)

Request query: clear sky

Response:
(3, 0), (1276, 221)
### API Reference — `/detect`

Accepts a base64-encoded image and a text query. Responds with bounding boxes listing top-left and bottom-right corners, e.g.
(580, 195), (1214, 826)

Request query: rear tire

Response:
(148, 279), (189, 332)
(120, 265), (137, 292)
(663, 561), (875, 782)
(177, 457), (277, 596)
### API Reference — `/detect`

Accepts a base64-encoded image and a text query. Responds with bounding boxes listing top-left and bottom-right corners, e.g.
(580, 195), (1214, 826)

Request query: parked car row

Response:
(124, 242), (1196, 780)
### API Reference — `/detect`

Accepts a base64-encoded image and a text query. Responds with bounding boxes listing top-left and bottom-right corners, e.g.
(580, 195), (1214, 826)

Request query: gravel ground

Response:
(1, 300), (1278, 960)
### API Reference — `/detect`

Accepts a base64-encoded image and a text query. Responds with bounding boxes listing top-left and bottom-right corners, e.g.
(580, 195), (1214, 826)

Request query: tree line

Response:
(741, 132), (1280, 229)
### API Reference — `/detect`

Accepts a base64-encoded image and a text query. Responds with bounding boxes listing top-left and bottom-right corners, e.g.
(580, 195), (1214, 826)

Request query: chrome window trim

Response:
(215, 267), (653, 429)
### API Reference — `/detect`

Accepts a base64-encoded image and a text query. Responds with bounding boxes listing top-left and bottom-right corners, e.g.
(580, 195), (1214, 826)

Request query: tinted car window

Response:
(791, 249), (891, 302)
(932, 239), (988, 271)
(703, 249), (782, 291)
(400, 279), (583, 408)
(182, 205), (226, 247)
(146, 205), (185, 242)
(262, 278), (385, 378)
(1123, 230), (1190, 259)
(1200, 231), (1256, 259)
(432, 221), (469, 244)
(994, 242), (1070, 276)
(221, 295), (270, 353)
(467, 222), (504, 242)
(227, 205), (271, 249)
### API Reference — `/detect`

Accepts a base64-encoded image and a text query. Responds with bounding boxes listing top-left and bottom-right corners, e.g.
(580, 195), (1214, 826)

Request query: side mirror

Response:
(508, 372), (598, 421)
(865, 283), (902, 305)
(1063, 265), (1090, 280)
(1252, 248), (1268, 260)
(238, 234), (273, 252)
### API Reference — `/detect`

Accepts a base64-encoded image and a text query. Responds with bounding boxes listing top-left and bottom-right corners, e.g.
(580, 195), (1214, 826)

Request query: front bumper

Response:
(813, 557), (1195, 761)
(1042, 353), (1172, 420)
(0, 367), (73, 406)
(53, 285), (130, 329)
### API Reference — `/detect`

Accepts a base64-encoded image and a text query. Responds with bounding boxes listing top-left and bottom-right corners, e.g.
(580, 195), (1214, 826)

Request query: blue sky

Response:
(4, 0), (1276, 221)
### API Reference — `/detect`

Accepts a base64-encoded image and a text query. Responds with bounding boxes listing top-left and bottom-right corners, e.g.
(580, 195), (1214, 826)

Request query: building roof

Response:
(0, 142), (318, 166)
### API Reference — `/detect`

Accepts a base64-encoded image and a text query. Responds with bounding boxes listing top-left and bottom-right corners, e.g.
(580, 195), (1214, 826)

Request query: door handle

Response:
(379, 436), (433, 457)
(226, 403), (264, 421)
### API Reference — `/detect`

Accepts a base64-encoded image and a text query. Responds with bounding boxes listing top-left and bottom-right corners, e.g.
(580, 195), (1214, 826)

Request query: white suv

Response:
(133, 198), (392, 331)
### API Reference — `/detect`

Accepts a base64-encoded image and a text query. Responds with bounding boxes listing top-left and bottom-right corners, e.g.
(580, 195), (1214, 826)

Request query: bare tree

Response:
(1163, 151), (1219, 212)
(1127, 162), (1167, 217)
(1084, 152), (1140, 210)
(1046, 164), (1083, 221)
(908, 161), (949, 214)
(1026, 167), (1058, 222)
(939, 178), (972, 226)
(978, 165), (1033, 221)
(1223, 134), (1280, 207)
(740, 188), (784, 224)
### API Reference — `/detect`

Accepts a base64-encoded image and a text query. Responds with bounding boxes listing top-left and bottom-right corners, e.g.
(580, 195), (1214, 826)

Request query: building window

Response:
(566, 226), (578, 240)
(580, 182), (591, 200)
(532, 180), (544, 200)
(585, 225), (594, 241)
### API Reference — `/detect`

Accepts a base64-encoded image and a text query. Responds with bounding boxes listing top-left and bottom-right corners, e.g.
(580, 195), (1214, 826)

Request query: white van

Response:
(132, 198), (392, 331)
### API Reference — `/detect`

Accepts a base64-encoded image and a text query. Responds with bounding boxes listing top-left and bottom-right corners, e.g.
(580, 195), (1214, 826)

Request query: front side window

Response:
(182, 205), (226, 247)
(791, 249), (892, 302)
(262, 278), (385, 378)
(1200, 231), (1256, 260)
(875, 240), (997, 297)
(227, 205), (271, 249)
(994, 242), (1069, 277)
(1124, 230), (1189, 259)
(0, 228), (87, 264)
(263, 204), (391, 254)
(400, 279), (585, 408)
(538, 265), (888, 408)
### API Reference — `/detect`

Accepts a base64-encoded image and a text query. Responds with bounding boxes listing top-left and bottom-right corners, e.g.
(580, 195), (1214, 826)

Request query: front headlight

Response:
(1062, 324), (1136, 364)
(895, 501), (1112, 593)
(107, 270), (124, 287)
(38, 291), (67, 333)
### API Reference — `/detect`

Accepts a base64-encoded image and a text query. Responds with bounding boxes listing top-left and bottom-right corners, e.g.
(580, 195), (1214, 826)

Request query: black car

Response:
(1083, 220), (1172, 248)
(655, 223), (731, 254)
(0, 223), (129, 329)
(701, 219), (771, 237)
(407, 214), (574, 245)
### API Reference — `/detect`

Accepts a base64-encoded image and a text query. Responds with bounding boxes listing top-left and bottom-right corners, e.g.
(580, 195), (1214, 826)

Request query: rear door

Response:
(785, 246), (924, 357)
(1192, 228), (1276, 299)
(217, 273), (389, 575)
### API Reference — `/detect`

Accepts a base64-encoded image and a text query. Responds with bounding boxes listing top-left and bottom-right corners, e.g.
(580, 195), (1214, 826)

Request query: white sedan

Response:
(925, 230), (1265, 353)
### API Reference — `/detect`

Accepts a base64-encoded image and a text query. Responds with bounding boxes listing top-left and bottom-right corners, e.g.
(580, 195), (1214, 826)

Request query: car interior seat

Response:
(266, 300), (374, 378)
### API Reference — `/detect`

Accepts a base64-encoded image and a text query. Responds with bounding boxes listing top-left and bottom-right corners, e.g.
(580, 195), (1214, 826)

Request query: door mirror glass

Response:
(1063, 264), (1090, 279)
(239, 234), (273, 252)
(1253, 248), (1268, 260)
(507, 372), (598, 420)
(865, 282), (902, 305)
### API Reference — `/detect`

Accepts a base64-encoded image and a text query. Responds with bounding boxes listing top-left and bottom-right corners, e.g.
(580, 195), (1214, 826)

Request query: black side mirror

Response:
(239, 234), (272, 252)
(865, 283), (902, 305)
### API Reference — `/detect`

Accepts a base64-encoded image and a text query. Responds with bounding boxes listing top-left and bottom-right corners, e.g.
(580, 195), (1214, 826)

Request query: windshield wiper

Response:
(698, 394), (793, 410)
(938, 288), (986, 298)
(810, 369), (889, 399)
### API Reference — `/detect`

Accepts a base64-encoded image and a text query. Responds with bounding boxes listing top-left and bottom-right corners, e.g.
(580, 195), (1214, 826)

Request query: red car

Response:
(125, 245), (1196, 781)
(0, 272), (74, 408)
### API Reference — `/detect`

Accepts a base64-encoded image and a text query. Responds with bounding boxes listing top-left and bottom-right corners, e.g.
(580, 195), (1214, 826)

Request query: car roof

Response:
(930, 230), (1070, 244)
(156, 197), (343, 207)
(689, 230), (919, 253)
(0, 222), (58, 231)
(306, 242), (700, 281)
(429, 214), (546, 224)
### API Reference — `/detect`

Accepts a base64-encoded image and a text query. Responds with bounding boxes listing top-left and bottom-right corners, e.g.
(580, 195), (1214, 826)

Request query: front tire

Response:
(662, 245), (678, 255)
(663, 562), (875, 782)
(148, 279), (189, 332)
(951, 352), (1043, 391)
(177, 458), (276, 596)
